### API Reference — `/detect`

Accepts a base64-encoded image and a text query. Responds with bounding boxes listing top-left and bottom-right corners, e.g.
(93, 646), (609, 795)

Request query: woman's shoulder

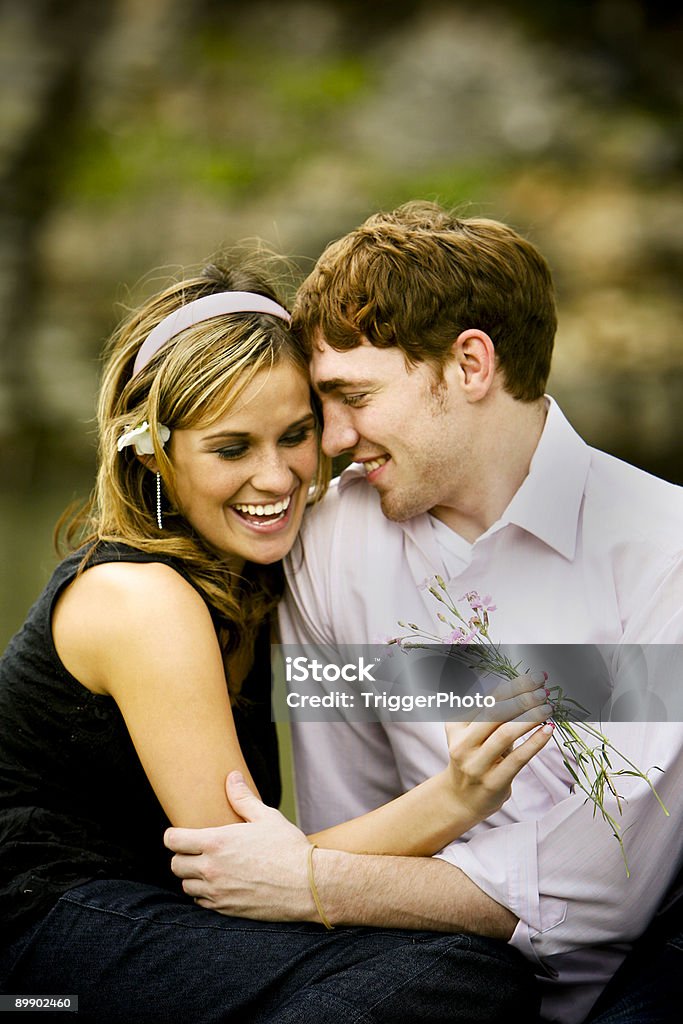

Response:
(48, 541), (196, 617)
(52, 546), (216, 695)
(60, 545), (206, 621)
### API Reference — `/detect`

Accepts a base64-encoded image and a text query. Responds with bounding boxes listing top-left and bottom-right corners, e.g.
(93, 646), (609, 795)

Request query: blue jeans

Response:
(585, 927), (683, 1024)
(0, 879), (539, 1023)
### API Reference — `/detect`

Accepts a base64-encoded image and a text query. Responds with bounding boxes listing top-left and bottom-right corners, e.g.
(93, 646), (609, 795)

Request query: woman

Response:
(0, 260), (553, 1023)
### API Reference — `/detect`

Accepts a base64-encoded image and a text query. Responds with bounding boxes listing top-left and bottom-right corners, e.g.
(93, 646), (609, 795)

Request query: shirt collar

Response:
(337, 397), (591, 561)
(338, 460), (369, 492)
(497, 397), (590, 560)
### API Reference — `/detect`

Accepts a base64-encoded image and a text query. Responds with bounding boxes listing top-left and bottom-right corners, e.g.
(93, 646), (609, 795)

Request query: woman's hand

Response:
(445, 672), (554, 824)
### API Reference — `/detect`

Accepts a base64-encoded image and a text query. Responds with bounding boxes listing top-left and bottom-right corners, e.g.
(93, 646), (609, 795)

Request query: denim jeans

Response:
(586, 926), (683, 1024)
(0, 879), (539, 1024)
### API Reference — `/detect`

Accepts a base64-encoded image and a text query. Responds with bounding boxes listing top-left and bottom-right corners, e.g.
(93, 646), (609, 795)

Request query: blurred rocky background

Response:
(2, 0), (682, 651)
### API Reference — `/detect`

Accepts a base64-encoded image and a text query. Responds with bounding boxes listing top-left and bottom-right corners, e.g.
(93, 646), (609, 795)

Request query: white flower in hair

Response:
(117, 421), (170, 455)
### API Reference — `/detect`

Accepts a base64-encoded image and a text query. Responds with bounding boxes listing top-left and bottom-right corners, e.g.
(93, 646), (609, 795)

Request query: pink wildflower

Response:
(448, 628), (478, 645)
(456, 631), (479, 645)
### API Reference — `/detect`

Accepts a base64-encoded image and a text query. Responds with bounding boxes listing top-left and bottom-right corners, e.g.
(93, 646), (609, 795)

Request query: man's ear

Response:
(449, 329), (496, 400)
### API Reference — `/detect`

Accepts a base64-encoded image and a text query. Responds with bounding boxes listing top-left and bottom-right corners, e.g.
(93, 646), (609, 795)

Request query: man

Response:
(166, 203), (683, 1023)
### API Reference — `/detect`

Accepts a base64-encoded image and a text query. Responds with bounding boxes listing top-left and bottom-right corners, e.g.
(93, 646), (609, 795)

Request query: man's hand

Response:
(164, 771), (316, 920)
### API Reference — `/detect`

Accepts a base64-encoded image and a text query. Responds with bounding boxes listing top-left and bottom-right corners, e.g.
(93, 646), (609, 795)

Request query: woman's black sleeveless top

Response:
(0, 542), (280, 941)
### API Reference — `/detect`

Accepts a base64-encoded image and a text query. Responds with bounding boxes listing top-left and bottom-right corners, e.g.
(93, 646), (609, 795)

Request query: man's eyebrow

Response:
(315, 377), (373, 395)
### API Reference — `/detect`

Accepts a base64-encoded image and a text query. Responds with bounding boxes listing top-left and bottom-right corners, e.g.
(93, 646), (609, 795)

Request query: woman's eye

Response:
(280, 427), (313, 447)
(342, 394), (368, 407)
(216, 446), (248, 460)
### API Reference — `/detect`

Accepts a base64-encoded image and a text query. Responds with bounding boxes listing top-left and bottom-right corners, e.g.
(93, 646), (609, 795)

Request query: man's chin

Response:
(378, 491), (429, 523)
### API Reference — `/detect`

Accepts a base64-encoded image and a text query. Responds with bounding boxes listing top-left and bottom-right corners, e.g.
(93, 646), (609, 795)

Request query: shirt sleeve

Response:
(615, 554), (683, 716)
(436, 723), (683, 968)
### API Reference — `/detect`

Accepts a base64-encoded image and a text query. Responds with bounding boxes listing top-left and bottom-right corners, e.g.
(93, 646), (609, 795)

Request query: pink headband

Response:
(132, 291), (292, 377)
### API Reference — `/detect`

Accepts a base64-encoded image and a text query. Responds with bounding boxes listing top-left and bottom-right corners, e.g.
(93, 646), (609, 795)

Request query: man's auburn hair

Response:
(292, 201), (557, 401)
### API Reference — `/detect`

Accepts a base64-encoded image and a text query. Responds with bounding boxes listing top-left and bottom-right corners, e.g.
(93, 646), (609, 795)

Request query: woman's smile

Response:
(229, 491), (295, 530)
(169, 360), (318, 568)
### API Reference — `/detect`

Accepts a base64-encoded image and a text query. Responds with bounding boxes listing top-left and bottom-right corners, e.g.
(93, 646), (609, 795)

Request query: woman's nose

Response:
(250, 449), (297, 495)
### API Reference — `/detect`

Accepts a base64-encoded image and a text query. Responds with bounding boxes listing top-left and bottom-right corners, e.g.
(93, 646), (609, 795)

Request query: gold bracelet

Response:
(307, 843), (335, 930)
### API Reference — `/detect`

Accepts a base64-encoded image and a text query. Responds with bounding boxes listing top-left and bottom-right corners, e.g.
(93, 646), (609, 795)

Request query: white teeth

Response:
(364, 456), (389, 473)
(233, 495), (291, 516)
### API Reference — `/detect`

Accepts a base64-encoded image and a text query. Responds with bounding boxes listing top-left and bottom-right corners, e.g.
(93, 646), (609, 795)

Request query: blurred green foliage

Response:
(1, 0), (681, 653)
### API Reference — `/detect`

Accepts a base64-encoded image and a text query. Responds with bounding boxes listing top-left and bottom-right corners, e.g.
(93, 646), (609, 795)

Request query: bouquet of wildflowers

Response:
(390, 575), (668, 874)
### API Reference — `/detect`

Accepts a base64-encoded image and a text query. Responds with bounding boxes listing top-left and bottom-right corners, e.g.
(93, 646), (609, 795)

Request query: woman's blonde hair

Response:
(59, 260), (329, 674)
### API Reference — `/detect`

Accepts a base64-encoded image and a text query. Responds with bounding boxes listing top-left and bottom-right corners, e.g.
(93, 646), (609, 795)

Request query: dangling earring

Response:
(156, 471), (163, 530)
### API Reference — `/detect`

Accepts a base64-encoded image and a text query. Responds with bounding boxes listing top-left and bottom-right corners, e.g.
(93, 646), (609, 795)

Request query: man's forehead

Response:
(309, 335), (375, 383)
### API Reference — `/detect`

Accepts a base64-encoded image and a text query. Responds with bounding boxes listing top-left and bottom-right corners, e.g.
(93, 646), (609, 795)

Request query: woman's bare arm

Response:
(52, 560), (255, 828)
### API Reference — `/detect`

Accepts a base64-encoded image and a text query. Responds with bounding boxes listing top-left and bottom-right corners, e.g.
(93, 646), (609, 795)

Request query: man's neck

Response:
(431, 397), (548, 543)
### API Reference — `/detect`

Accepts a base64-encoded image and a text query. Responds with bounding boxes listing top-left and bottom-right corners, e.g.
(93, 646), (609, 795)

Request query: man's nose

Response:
(321, 406), (360, 458)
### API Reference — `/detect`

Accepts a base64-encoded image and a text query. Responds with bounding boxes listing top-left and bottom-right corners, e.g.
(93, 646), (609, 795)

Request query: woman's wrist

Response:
(434, 767), (484, 838)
